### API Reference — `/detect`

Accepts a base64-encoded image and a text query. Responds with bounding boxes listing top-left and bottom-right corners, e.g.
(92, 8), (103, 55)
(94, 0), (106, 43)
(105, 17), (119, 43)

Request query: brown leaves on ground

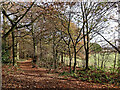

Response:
(2, 59), (120, 89)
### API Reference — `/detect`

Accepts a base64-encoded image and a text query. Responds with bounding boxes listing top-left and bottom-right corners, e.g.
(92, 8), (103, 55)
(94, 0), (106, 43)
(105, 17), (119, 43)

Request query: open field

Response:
(61, 53), (119, 70)
(89, 53), (119, 68)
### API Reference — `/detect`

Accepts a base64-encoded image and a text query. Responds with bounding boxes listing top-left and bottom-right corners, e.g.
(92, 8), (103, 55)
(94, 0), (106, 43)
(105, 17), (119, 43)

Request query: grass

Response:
(60, 52), (119, 70)
(89, 52), (119, 68)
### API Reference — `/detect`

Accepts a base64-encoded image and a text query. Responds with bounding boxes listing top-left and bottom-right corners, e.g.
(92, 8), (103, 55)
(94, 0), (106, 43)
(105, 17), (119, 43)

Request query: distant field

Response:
(89, 53), (119, 68)
(61, 52), (119, 69)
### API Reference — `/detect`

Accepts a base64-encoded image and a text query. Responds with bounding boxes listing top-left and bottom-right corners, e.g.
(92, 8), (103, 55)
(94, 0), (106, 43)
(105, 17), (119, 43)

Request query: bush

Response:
(90, 43), (102, 53)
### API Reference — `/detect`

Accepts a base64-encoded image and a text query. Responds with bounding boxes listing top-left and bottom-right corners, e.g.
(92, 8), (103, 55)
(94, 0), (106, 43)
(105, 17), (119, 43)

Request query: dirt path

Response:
(2, 59), (119, 89)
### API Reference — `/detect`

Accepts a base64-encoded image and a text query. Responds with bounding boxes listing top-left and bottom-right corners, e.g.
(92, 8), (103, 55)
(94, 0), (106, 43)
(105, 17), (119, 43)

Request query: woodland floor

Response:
(2, 59), (120, 89)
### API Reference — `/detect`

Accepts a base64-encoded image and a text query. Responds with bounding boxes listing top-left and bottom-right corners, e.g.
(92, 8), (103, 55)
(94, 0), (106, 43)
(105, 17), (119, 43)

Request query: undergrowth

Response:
(59, 67), (120, 86)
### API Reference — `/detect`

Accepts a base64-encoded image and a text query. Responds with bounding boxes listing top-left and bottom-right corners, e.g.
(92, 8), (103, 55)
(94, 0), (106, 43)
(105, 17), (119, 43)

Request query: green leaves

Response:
(90, 43), (102, 53)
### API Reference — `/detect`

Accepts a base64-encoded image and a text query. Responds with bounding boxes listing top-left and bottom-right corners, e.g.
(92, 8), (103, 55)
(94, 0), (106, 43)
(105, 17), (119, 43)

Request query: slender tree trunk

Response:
(12, 31), (15, 66)
(53, 47), (56, 69)
(85, 49), (89, 70)
(68, 47), (72, 73)
(33, 37), (36, 57)
(104, 61), (107, 69)
(101, 61), (104, 69)
(17, 42), (19, 60)
(85, 14), (90, 70)
(53, 31), (56, 69)
(114, 52), (117, 69)
(101, 54), (104, 69)
(39, 38), (42, 67)
(94, 52), (97, 69)
(85, 33), (90, 70)
(64, 53), (66, 65)
(56, 49), (58, 67)
(98, 52), (100, 68)
(33, 36), (37, 62)
(61, 52), (64, 63)
(32, 23), (37, 67)
(113, 31), (117, 70)
(73, 47), (77, 73)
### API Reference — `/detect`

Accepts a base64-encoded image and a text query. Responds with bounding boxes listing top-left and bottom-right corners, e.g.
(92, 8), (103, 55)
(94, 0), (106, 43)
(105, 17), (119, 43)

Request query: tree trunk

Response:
(69, 49), (72, 73)
(85, 49), (89, 70)
(39, 38), (42, 61)
(12, 31), (15, 66)
(114, 52), (117, 69)
(104, 61), (107, 69)
(94, 52), (97, 69)
(101, 54), (104, 69)
(33, 36), (37, 62)
(53, 31), (56, 69)
(98, 53), (100, 68)
(101, 61), (104, 69)
(64, 53), (66, 65)
(56, 49), (58, 67)
(73, 47), (77, 73)
(32, 23), (37, 68)
(67, 43), (72, 73)
(53, 47), (56, 69)
(61, 52), (64, 63)
(16, 42), (19, 60)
